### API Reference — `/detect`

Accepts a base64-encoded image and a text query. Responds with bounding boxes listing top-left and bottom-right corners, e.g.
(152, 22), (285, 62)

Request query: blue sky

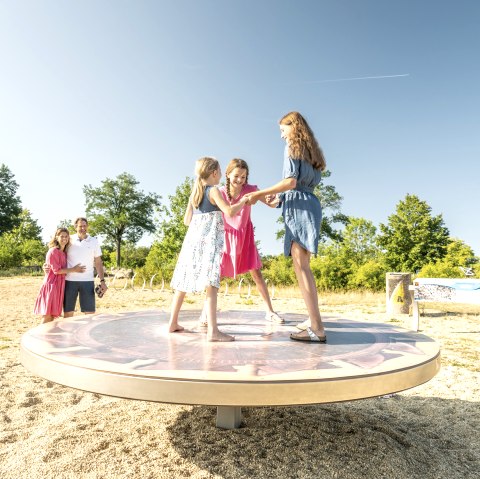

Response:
(1, 0), (479, 256)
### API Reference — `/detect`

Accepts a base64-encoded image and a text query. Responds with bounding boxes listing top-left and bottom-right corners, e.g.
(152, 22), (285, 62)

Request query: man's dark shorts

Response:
(64, 280), (95, 313)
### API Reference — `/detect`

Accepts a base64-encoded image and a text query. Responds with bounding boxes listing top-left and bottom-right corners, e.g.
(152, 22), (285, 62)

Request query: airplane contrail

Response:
(302, 73), (410, 84)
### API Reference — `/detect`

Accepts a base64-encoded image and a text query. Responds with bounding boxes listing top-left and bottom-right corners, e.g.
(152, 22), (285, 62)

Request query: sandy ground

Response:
(1, 276), (479, 479)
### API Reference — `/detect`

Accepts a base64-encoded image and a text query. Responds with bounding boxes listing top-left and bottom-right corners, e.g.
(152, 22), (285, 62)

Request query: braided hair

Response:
(225, 158), (249, 201)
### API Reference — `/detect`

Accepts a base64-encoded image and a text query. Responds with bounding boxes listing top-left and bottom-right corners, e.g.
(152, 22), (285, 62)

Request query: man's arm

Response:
(95, 256), (108, 293)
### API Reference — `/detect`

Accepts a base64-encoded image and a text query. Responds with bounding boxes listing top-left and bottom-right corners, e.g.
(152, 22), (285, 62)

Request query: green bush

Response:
(417, 262), (466, 278)
(261, 255), (296, 286)
(348, 260), (386, 291)
(310, 254), (350, 291)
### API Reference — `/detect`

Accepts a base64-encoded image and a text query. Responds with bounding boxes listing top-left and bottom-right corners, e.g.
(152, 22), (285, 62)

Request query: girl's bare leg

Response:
(250, 269), (283, 322)
(290, 242), (325, 338)
(168, 290), (186, 332)
(250, 269), (274, 312)
(41, 315), (53, 324)
(205, 285), (234, 342)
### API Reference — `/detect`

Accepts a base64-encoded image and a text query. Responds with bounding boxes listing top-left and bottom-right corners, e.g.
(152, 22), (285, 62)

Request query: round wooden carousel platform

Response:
(20, 309), (440, 428)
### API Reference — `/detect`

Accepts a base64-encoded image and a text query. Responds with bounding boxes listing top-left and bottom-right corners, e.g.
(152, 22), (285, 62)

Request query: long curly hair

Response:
(48, 228), (71, 251)
(279, 111), (326, 171)
(225, 158), (249, 201)
(191, 157), (220, 208)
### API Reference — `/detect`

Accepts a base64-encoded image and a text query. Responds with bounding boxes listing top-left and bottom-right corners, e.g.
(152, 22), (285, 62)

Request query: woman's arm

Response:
(246, 177), (297, 203)
(209, 187), (248, 217)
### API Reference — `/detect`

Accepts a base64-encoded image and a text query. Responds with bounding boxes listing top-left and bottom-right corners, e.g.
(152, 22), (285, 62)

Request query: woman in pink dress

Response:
(218, 158), (283, 323)
(33, 228), (85, 323)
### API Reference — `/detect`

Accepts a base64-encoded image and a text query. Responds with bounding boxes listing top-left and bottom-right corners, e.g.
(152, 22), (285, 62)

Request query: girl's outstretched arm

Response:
(209, 187), (248, 217)
(183, 198), (193, 225)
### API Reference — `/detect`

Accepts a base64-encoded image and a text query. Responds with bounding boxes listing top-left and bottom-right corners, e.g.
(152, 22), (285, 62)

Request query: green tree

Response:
(378, 194), (450, 272)
(14, 209), (43, 242)
(0, 235), (22, 269)
(0, 209), (46, 268)
(348, 259), (387, 291)
(0, 164), (22, 235)
(261, 255), (296, 286)
(107, 243), (150, 270)
(57, 218), (75, 233)
(311, 244), (350, 291)
(145, 177), (192, 280)
(417, 238), (478, 278)
(341, 217), (378, 266)
(442, 238), (477, 269)
(84, 173), (161, 267)
(276, 170), (348, 244)
(339, 217), (386, 291)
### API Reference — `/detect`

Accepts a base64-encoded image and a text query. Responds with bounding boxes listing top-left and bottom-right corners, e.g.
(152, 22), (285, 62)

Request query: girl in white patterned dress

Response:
(169, 157), (248, 342)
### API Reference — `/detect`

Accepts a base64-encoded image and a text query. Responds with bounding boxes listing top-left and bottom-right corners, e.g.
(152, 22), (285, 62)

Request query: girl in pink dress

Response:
(219, 158), (283, 323)
(33, 228), (85, 323)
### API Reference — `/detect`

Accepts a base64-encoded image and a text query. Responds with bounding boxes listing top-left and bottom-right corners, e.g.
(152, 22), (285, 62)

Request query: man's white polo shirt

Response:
(66, 234), (102, 282)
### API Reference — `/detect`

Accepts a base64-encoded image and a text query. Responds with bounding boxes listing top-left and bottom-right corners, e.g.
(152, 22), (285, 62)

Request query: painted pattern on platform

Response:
(22, 310), (439, 382)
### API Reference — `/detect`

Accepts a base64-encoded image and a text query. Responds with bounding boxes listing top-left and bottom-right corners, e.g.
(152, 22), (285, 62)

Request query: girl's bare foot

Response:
(207, 331), (235, 342)
(169, 324), (185, 333)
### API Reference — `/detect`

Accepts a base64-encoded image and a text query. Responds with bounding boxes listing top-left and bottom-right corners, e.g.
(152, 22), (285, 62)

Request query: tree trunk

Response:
(116, 239), (121, 267)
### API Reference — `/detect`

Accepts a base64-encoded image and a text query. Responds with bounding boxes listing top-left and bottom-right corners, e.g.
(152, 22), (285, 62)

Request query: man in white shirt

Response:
(64, 217), (107, 317)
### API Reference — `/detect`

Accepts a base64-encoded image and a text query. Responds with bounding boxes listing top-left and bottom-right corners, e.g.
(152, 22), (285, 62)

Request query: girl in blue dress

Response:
(246, 111), (327, 343)
(169, 157), (248, 342)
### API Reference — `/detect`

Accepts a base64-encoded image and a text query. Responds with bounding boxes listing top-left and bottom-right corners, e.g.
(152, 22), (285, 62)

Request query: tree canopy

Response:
(0, 209), (45, 268)
(377, 194), (450, 272)
(84, 172), (161, 267)
(145, 177), (192, 279)
(0, 164), (22, 235)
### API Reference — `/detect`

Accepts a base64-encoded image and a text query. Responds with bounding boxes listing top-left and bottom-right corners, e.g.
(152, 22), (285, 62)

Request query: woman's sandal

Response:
(265, 311), (285, 324)
(290, 327), (327, 343)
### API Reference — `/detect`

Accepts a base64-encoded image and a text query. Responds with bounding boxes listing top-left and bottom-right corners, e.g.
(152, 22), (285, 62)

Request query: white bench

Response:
(409, 278), (480, 331)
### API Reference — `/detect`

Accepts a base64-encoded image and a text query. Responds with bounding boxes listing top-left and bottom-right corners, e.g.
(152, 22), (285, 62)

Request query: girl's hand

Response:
(73, 263), (86, 273)
(245, 193), (258, 205)
(265, 194), (280, 207)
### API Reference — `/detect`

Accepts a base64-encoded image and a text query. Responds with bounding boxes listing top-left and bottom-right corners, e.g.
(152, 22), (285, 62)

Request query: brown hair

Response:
(191, 157), (220, 208)
(48, 228), (71, 251)
(279, 111), (326, 171)
(225, 158), (249, 201)
(74, 217), (88, 226)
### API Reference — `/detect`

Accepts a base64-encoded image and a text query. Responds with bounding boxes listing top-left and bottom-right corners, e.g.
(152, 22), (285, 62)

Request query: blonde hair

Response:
(225, 158), (249, 201)
(279, 111), (326, 171)
(191, 157), (220, 208)
(48, 228), (71, 251)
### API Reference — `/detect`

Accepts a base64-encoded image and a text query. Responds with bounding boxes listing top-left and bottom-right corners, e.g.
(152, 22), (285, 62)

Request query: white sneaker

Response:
(198, 310), (207, 328)
(265, 311), (285, 324)
(296, 319), (311, 331)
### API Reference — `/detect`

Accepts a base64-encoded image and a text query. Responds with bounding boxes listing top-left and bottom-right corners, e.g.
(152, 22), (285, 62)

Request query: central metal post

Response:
(216, 406), (243, 429)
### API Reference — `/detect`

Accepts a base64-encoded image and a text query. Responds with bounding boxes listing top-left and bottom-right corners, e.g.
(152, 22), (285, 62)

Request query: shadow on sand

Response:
(167, 396), (479, 479)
